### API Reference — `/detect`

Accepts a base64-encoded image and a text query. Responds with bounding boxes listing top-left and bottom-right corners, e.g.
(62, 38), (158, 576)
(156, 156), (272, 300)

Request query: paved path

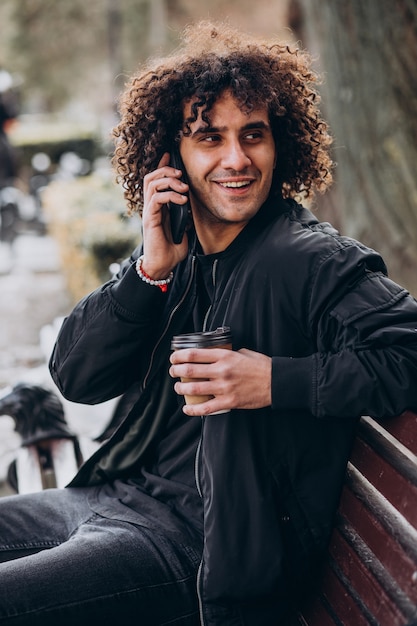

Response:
(0, 234), (116, 493)
(0, 234), (70, 385)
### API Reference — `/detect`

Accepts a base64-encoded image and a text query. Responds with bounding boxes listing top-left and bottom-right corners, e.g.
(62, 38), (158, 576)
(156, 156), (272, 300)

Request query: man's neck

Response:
(193, 220), (249, 254)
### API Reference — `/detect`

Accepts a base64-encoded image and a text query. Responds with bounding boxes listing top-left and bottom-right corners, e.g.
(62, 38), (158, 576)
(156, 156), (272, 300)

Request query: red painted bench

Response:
(295, 410), (417, 626)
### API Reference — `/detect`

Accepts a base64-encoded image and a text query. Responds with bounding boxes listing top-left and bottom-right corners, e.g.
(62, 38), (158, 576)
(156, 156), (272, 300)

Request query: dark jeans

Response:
(0, 487), (202, 625)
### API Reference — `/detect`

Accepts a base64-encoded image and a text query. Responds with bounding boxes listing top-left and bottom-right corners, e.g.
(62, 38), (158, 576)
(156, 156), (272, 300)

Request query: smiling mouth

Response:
(218, 180), (252, 188)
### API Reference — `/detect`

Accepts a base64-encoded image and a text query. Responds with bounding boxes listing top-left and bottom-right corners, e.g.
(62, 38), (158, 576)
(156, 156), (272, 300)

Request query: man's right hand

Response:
(141, 152), (189, 279)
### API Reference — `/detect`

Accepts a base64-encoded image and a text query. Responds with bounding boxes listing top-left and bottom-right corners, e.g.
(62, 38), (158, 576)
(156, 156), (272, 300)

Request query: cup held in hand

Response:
(171, 327), (232, 413)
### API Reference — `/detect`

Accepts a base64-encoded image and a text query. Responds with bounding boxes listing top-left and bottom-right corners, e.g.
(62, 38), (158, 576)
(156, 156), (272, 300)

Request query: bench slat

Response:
(297, 411), (417, 626)
(359, 416), (417, 486)
(310, 557), (374, 625)
(329, 529), (407, 625)
(378, 411), (417, 454)
(296, 600), (339, 626)
(344, 463), (417, 560)
(350, 437), (417, 527)
(336, 519), (417, 619)
(339, 485), (417, 600)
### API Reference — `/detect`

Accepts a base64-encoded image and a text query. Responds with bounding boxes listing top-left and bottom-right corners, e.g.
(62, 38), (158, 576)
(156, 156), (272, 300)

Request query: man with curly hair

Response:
(0, 21), (416, 626)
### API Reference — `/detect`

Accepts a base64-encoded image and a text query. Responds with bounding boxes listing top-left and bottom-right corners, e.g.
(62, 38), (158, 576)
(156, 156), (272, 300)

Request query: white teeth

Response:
(220, 181), (251, 188)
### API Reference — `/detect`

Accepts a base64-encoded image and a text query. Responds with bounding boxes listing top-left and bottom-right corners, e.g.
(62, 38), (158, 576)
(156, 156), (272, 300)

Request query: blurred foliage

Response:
(13, 130), (98, 172)
(1, 0), (147, 113)
(42, 174), (140, 301)
(0, 0), (289, 117)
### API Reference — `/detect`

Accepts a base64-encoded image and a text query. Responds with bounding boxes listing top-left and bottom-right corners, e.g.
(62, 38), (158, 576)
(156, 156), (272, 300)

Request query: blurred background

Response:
(0, 0), (416, 491)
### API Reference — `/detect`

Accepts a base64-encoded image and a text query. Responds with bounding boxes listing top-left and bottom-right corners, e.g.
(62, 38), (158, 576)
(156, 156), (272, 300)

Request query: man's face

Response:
(179, 90), (276, 234)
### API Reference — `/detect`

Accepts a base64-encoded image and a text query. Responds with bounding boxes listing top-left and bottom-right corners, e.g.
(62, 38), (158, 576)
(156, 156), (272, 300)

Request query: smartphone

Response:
(168, 146), (190, 244)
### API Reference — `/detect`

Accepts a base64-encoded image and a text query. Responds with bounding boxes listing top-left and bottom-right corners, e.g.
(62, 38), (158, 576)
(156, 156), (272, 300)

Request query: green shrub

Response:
(42, 175), (140, 301)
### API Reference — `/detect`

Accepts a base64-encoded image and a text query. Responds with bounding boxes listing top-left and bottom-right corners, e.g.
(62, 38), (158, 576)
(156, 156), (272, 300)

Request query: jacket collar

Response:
(189, 193), (289, 261)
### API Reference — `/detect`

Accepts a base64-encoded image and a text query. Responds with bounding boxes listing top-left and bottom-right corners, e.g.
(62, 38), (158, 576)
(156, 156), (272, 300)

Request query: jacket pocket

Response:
(330, 272), (407, 327)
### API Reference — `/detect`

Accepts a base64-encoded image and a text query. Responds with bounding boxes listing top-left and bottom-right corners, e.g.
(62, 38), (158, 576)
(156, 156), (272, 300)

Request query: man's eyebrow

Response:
(191, 120), (271, 137)
(242, 121), (271, 132)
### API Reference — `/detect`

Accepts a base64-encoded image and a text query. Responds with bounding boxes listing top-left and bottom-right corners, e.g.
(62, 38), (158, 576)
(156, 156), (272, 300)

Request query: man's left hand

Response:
(169, 348), (272, 415)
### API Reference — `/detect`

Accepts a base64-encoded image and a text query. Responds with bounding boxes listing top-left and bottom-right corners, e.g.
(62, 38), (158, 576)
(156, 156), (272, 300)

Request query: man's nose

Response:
(221, 140), (251, 170)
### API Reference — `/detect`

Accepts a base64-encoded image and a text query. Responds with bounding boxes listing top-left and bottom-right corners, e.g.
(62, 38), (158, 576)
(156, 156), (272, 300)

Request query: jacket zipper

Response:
(196, 560), (205, 625)
(195, 257), (218, 626)
(142, 256), (196, 389)
(202, 258), (218, 332)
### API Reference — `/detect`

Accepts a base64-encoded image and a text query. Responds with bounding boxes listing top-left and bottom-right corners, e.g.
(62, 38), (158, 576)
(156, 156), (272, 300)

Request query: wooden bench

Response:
(296, 410), (417, 626)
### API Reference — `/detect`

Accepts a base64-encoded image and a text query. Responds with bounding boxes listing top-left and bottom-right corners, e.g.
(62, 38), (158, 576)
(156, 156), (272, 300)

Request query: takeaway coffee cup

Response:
(171, 326), (233, 413)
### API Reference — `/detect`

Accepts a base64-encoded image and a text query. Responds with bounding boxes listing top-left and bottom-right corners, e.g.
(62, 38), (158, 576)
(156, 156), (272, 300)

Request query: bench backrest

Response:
(297, 410), (417, 626)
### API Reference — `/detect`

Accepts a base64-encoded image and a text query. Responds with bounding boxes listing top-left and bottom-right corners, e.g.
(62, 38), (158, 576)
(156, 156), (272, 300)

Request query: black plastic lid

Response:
(171, 326), (232, 349)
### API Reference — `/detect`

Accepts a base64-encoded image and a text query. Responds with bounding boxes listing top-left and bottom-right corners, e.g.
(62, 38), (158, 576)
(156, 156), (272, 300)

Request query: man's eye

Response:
(203, 135), (220, 142)
(245, 132), (262, 141)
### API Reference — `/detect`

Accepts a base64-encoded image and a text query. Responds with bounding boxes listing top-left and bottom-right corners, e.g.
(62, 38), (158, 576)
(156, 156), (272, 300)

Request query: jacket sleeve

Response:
(271, 250), (417, 419)
(49, 248), (168, 404)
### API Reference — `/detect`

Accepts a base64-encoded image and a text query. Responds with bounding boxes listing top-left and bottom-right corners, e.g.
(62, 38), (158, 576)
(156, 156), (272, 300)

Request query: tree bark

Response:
(148, 0), (168, 53)
(294, 0), (417, 294)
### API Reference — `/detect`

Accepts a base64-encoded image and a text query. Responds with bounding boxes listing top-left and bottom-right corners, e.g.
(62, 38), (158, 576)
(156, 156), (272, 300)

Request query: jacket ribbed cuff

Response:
(109, 262), (166, 317)
(271, 355), (316, 412)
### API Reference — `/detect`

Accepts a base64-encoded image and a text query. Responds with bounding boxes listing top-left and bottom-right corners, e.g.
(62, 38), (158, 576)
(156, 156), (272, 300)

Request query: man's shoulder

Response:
(253, 198), (385, 276)
(261, 199), (346, 255)
(279, 199), (339, 238)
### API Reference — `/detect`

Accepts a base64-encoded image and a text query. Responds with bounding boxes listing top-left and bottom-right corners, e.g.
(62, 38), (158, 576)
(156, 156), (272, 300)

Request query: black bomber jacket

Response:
(50, 197), (417, 625)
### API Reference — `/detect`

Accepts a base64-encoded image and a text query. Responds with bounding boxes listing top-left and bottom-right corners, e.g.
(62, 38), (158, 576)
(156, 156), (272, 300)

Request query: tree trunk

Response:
(293, 0), (417, 295)
(107, 0), (123, 110)
(148, 0), (168, 53)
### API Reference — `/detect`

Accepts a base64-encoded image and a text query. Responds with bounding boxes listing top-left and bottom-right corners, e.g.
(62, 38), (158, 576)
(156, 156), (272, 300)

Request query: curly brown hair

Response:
(113, 21), (333, 214)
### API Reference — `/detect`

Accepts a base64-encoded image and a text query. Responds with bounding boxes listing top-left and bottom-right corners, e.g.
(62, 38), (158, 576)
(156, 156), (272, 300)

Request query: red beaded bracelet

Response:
(135, 256), (173, 293)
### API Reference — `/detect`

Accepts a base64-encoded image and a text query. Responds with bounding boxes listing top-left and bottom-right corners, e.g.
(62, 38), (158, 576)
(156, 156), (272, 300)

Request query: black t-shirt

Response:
(130, 253), (219, 532)
(91, 253), (218, 539)
(131, 401), (203, 533)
